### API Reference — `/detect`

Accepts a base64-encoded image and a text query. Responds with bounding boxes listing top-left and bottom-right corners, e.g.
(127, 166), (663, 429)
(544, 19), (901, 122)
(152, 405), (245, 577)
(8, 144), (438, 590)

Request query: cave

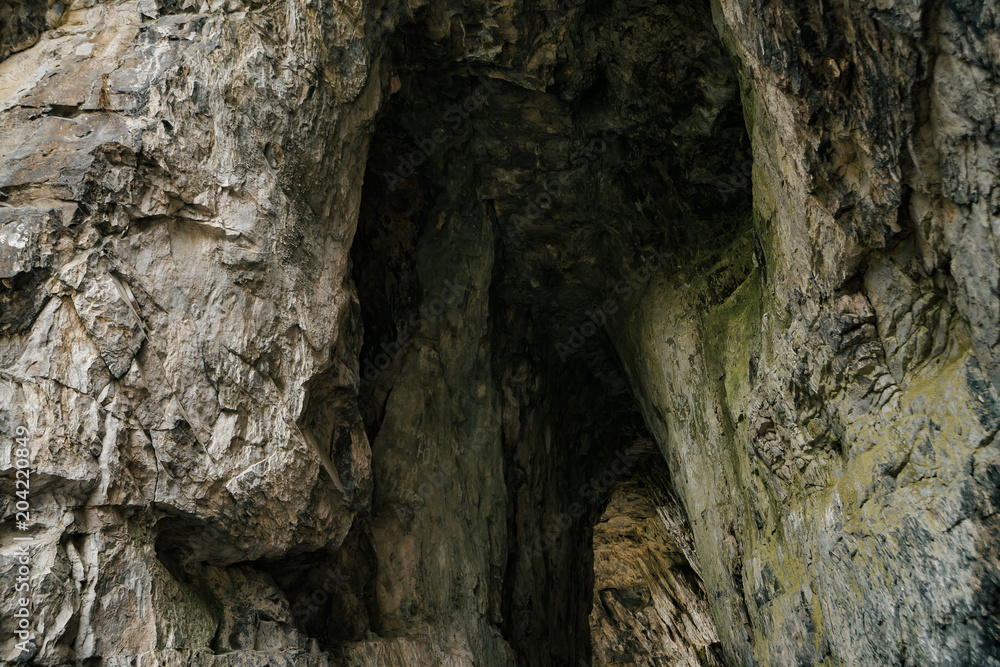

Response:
(1, 0), (999, 663)
(345, 0), (751, 662)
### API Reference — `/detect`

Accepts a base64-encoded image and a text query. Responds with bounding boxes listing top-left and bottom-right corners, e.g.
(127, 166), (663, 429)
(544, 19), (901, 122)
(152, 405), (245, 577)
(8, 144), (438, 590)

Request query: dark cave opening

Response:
(148, 0), (752, 656)
(348, 0), (753, 662)
(137, 2), (750, 656)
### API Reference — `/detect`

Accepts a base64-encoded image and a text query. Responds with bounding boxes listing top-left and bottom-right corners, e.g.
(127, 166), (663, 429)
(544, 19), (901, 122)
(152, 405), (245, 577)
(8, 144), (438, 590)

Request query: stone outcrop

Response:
(0, 0), (997, 664)
(611, 1), (1000, 664)
(0, 0), (387, 660)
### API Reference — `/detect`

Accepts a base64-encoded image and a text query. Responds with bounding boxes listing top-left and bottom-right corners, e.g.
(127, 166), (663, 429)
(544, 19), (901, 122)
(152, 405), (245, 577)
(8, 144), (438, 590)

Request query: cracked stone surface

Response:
(0, 0), (998, 664)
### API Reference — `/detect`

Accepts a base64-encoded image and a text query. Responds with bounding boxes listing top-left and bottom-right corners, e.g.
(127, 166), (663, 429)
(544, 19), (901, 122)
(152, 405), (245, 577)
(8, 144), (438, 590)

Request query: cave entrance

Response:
(350, 0), (752, 663)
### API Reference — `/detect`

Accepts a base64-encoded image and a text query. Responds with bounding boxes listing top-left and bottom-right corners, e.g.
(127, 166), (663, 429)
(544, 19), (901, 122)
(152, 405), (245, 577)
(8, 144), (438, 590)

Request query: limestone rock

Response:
(0, 0), (997, 664)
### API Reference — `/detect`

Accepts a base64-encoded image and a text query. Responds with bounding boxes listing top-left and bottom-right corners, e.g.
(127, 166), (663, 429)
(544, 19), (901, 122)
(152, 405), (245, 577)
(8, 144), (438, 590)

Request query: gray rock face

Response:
(612, 1), (1000, 664)
(0, 0), (388, 661)
(0, 0), (997, 664)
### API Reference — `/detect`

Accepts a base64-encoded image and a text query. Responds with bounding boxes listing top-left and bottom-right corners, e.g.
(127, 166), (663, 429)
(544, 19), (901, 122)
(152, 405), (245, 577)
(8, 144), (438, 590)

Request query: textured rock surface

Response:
(0, 0), (997, 663)
(612, 1), (1000, 664)
(0, 0), (388, 661)
(589, 440), (723, 667)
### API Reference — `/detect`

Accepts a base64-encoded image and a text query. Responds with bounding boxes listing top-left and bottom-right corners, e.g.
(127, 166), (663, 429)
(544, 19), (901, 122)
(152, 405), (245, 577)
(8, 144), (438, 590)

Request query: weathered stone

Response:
(1, 0), (997, 664)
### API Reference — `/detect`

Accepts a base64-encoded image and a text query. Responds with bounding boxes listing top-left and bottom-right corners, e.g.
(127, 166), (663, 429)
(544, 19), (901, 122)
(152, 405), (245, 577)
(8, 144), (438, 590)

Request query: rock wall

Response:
(613, 0), (1000, 664)
(0, 0), (997, 664)
(0, 0), (390, 661)
(589, 439), (724, 667)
